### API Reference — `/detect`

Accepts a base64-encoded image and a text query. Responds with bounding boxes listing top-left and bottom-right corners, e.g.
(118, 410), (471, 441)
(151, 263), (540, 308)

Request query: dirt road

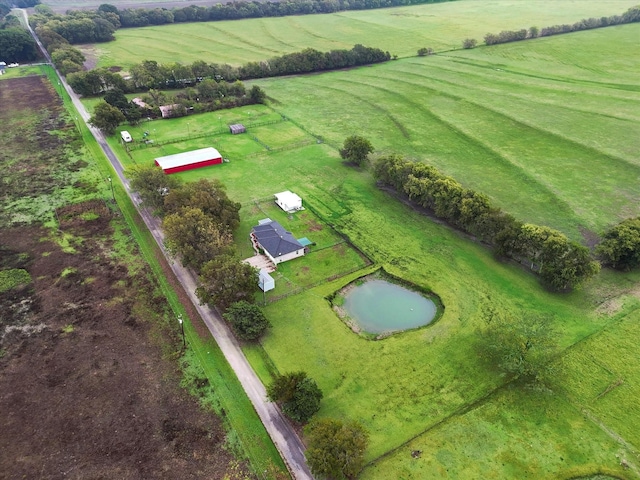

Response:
(22, 10), (313, 479)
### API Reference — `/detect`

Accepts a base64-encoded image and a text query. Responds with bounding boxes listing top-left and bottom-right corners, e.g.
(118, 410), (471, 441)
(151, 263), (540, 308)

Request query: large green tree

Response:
(163, 207), (234, 270)
(128, 164), (182, 213)
(196, 255), (257, 311)
(339, 135), (374, 167)
(267, 372), (323, 423)
(88, 101), (125, 135)
(597, 217), (640, 271)
(304, 418), (369, 480)
(223, 300), (270, 341)
(477, 307), (557, 385)
(164, 178), (241, 232)
(0, 28), (38, 63)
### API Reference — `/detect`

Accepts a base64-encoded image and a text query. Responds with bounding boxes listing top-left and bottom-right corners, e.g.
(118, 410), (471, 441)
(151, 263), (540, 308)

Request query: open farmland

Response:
(87, 0), (640, 68)
(90, 7), (640, 478)
(252, 23), (640, 240)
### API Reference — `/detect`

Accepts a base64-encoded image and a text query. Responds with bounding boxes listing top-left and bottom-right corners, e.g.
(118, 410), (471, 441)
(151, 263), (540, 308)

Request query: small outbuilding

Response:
(159, 104), (181, 118)
(155, 147), (223, 174)
(258, 268), (275, 292)
(120, 131), (132, 143)
(274, 191), (302, 213)
(131, 97), (149, 108)
(229, 124), (246, 135)
(251, 220), (305, 265)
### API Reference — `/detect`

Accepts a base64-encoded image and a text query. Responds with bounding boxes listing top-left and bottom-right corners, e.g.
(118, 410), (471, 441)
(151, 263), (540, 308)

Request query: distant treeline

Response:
(66, 45), (390, 96)
(29, 0), (451, 43)
(483, 5), (640, 46)
(374, 155), (600, 291)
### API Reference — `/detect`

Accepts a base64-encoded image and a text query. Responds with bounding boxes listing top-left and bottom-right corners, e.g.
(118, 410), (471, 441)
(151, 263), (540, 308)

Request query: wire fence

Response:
(126, 117), (287, 151)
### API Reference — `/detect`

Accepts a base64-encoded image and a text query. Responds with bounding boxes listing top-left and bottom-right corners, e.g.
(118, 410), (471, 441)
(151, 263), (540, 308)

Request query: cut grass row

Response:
(88, 0), (640, 68)
(42, 66), (287, 477)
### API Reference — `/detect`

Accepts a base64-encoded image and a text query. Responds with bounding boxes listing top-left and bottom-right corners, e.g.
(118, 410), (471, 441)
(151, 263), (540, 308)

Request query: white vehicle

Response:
(120, 131), (132, 143)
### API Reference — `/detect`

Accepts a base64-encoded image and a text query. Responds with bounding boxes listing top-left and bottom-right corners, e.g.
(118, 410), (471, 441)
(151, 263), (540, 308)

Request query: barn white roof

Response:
(155, 147), (221, 170)
(274, 191), (301, 204)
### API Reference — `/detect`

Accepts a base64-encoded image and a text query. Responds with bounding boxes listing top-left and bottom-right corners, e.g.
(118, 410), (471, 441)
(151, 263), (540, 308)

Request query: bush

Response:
(223, 301), (271, 341)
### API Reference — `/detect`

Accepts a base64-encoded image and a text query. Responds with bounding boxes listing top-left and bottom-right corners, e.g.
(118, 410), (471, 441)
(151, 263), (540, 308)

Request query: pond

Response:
(342, 279), (437, 334)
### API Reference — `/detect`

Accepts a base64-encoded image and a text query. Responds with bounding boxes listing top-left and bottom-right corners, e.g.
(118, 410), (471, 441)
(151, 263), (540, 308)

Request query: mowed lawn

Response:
(88, 0), (640, 68)
(252, 24), (640, 240)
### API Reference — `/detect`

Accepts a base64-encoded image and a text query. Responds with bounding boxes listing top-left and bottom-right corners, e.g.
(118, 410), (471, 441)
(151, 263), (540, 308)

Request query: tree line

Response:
(30, 0), (450, 39)
(87, 80), (266, 134)
(64, 45), (390, 98)
(127, 167), (369, 477)
(481, 6), (640, 46)
(373, 154), (600, 291)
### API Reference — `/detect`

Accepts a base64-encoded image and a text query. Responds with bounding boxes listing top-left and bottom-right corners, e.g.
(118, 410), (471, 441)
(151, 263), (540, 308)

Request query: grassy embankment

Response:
(88, 0), (640, 68)
(92, 19), (640, 480)
(36, 66), (288, 477)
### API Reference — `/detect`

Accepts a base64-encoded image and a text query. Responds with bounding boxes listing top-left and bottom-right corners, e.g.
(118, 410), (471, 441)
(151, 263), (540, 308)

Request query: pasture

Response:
(87, 0), (640, 68)
(252, 23), (640, 240)
(95, 12), (640, 479)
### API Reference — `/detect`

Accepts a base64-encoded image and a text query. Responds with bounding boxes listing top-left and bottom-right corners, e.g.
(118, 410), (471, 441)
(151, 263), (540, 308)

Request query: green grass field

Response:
(252, 24), (640, 240)
(86, 0), (640, 68)
(92, 11), (640, 478)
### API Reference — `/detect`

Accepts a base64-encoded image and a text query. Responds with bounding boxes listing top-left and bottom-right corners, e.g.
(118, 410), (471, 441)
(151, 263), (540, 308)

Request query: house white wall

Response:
(273, 248), (305, 264)
(261, 246), (305, 264)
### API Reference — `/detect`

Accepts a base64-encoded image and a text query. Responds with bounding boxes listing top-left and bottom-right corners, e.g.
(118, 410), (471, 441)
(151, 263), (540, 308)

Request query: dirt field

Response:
(0, 75), (249, 479)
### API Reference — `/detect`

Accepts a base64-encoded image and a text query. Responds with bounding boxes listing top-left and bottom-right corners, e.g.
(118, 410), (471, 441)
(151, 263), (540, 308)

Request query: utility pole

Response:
(107, 177), (115, 201)
(178, 314), (185, 349)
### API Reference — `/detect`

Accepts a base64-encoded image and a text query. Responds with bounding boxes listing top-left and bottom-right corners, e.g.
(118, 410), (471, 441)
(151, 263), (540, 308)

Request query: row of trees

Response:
(88, 81), (266, 133)
(483, 6), (640, 46)
(127, 166), (369, 478)
(66, 45), (388, 97)
(373, 154), (600, 291)
(128, 169), (258, 312)
(238, 44), (390, 79)
(37, 0), (449, 34)
(35, 17), (90, 75)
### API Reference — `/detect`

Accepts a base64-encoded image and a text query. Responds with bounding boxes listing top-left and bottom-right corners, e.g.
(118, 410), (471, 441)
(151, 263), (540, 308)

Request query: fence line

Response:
(126, 117), (287, 151)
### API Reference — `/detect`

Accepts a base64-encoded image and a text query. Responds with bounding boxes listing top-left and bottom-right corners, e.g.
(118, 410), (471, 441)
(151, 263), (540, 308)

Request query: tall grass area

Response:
(252, 24), (640, 239)
(89, 0), (640, 68)
(40, 66), (287, 477)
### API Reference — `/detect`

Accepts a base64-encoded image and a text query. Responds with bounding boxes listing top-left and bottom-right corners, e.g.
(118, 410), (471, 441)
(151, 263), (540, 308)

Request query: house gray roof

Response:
(251, 221), (303, 258)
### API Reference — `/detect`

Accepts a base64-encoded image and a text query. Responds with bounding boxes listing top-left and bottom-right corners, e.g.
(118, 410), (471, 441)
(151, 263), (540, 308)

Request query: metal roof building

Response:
(154, 147), (222, 174)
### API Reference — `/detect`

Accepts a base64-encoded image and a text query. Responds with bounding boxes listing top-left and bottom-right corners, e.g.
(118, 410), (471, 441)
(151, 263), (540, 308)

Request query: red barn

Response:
(154, 147), (222, 174)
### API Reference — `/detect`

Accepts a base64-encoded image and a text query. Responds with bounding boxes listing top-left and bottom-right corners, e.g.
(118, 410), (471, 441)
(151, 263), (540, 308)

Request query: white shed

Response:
(274, 191), (302, 213)
(258, 269), (275, 292)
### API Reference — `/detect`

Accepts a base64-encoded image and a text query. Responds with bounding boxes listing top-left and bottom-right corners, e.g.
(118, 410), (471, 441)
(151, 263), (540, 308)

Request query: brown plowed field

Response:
(0, 76), (248, 479)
